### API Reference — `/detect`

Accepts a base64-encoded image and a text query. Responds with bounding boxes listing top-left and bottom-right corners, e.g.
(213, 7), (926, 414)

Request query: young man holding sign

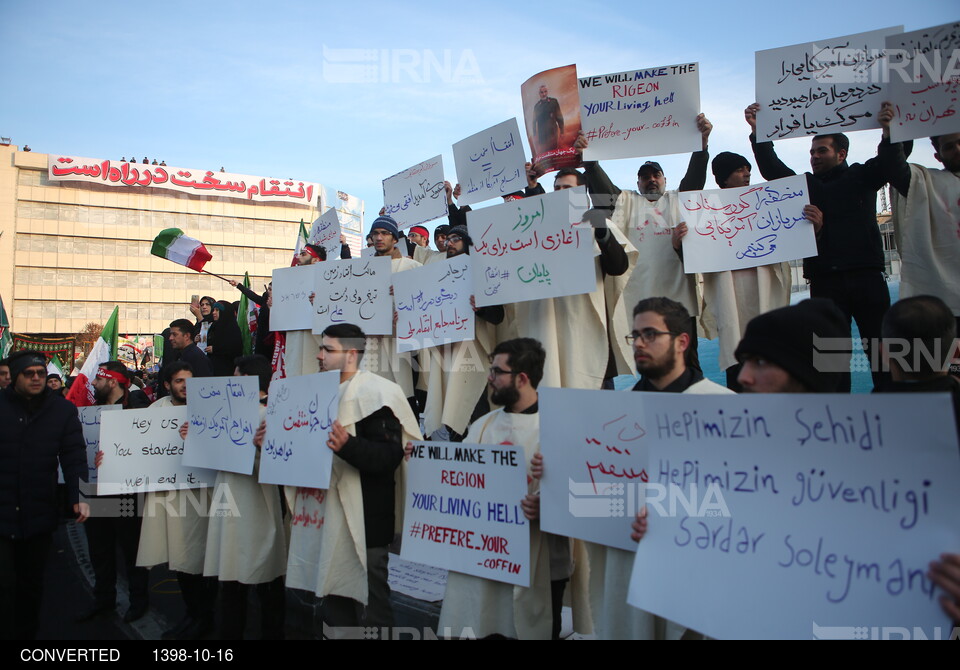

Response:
(286, 323), (421, 636)
(438, 338), (578, 640)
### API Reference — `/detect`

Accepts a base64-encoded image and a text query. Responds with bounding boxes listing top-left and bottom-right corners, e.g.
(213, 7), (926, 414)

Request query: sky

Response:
(1, 1), (957, 236)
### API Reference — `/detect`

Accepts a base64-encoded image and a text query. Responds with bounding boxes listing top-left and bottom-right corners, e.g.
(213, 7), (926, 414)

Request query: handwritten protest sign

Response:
(382, 156), (447, 229)
(679, 175), (815, 273)
(468, 187), (593, 307)
(271, 265), (317, 331)
(259, 371), (339, 489)
(625, 393), (960, 639)
(311, 257), (393, 335)
(183, 376), (260, 475)
(886, 22), (960, 143)
(539, 388), (653, 551)
(309, 208), (343, 260)
(522, 65), (583, 173)
(393, 256), (475, 353)
(401, 441), (530, 587)
(97, 406), (217, 495)
(70, 405), (121, 486)
(361, 246), (375, 258)
(453, 119), (527, 206)
(388, 555), (448, 603)
(755, 27), (902, 140)
(579, 63), (701, 160)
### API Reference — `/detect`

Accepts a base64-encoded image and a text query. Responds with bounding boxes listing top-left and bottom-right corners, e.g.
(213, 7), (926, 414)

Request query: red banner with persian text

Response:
(47, 155), (319, 206)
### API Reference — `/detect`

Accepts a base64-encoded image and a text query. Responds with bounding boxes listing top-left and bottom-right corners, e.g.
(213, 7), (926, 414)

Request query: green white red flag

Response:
(151, 228), (213, 272)
(65, 306), (119, 407)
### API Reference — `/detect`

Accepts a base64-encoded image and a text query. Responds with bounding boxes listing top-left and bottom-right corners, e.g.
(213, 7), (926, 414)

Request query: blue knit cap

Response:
(370, 215), (399, 240)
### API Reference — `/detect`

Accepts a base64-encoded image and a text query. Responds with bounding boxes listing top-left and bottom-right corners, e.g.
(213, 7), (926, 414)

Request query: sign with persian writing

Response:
(578, 63), (701, 160)
(679, 175), (815, 273)
(182, 376), (260, 475)
(393, 256), (475, 353)
(271, 265), (317, 331)
(755, 27), (902, 140)
(97, 406), (217, 495)
(539, 388), (654, 551)
(886, 22), (960, 143)
(453, 119), (528, 206)
(468, 187), (594, 307)
(309, 208), (343, 260)
(626, 393), (960, 639)
(258, 371), (339, 489)
(47, 155), (320, 205)
(310, 257), (393, 335)
(382, 156), (448, 229)
(402, 441), (530, 587)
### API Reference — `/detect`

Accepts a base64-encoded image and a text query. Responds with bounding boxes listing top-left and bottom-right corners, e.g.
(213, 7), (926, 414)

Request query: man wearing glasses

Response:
(0, 350), (88, 639)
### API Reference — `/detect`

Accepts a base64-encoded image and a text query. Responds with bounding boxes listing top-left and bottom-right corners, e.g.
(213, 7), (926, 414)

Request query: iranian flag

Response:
(151, 228), (213, 272)
(291, 219), (309, 266)
(65, 306), (119, 407)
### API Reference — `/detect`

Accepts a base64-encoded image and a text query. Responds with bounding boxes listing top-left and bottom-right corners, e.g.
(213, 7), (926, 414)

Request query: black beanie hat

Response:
(734, 298), (849, 392)
(711, 152), (752, 187)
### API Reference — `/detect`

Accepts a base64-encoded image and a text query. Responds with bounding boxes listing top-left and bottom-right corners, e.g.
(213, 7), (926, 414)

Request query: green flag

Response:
(0, 294), (11, 358)
(237, 272), (256, 356)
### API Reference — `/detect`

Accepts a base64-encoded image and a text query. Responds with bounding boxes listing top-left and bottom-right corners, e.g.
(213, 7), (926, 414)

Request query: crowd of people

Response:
(1, 100), (959, 641)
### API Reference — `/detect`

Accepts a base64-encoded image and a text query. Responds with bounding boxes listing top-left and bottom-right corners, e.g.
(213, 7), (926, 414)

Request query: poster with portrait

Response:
(521, 65), (583, 173)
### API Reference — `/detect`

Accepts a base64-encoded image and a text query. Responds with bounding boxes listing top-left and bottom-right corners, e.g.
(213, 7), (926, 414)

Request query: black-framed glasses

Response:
(446, 235), (463, 244)
(21, 368), (46, 379)
(488, 366), (517, 378)
(625, 328), (676, 345)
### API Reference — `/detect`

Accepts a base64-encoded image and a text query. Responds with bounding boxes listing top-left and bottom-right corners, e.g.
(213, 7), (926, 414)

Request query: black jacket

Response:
(335, 406), (404, 547)
(750, 133), (889, 278)
(0, 386), (87, 539)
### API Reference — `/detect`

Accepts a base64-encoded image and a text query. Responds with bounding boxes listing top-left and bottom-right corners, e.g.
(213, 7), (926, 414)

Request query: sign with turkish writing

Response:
(453, 119), (528, 206)
(271, 265), (317, 331)
(97, 406), (217, 495)
(468, 187), (594, 307)
(401, 441), (530, 587)
(310, 257), (393, 336)
(679, 175), (815, 273)
(73, 405), (122, 486)
(886, 22), (960, 143)
(539, 388), (653, 551)
(755, 27), (903, 140)
(47, 155), (320, 205)
(393, 256), (475, 353)
(182, 376), (260, 475)
(258, 371), (339, 489)
(626, 393), (960, 639)
(578, 63), (701, 160)
(309, 208), (343, 260)
(382, 156), (448, 229)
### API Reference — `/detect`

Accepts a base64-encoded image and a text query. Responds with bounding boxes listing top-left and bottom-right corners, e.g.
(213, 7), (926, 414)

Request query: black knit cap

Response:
(7, 350), (48, 382)
(734, 298), (850, 393)
(446, 225), (472, 249)
(711, 152), (752, 187)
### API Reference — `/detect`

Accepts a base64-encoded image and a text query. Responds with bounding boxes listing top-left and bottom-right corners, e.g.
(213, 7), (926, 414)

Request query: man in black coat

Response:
(167, 319), (213, 378)
(0, 350), (88, 639)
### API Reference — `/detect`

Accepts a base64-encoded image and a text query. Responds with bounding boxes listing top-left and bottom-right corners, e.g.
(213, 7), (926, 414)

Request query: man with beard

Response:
(582, 297), (731, 640)
(0, 350), (88, 639)
(136, 362), (216, 639)
(285, 323), (421, 636)
(0, 358), (10, 389)
(438, 338), (581, 639)
(533, 84), (564, 156)
(78, 361), (150, 623)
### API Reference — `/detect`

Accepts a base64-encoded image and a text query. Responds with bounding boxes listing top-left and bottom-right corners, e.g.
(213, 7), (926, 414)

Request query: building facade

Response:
(0, 144), (363, 338)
